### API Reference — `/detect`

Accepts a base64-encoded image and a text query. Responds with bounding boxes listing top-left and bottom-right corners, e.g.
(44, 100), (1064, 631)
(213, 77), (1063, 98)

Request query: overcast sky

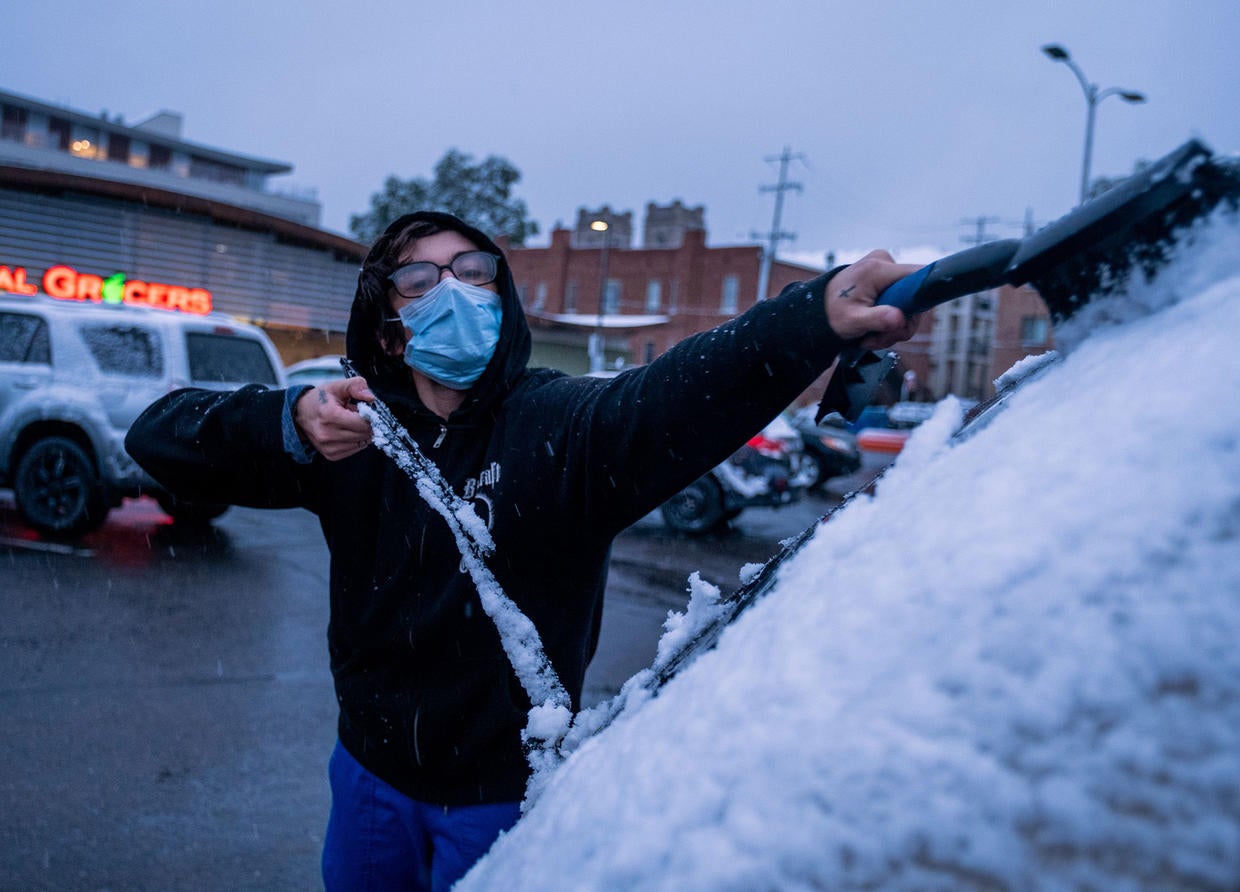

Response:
(7, 1), (1238, 266)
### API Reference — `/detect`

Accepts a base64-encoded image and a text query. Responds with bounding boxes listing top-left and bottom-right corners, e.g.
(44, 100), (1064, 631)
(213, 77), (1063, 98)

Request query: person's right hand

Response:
(293, 376), (375, 461)
(825, 250), (923, 349)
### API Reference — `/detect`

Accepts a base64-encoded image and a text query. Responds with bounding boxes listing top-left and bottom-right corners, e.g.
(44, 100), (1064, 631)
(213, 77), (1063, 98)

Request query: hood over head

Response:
(345, 211), (532, 419)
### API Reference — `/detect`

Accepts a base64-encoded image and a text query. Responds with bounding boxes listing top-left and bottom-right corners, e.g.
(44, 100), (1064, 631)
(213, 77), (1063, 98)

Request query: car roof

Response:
(285, 355), (346, 373)
(0, 294), (268, 338)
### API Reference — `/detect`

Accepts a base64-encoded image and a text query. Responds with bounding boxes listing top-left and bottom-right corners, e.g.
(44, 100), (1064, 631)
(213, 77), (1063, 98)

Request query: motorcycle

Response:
(660, 428), (803, 535)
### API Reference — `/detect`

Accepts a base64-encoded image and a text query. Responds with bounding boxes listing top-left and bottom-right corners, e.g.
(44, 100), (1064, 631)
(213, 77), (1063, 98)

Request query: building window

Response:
(189, 154), (246, 186)
(1, 105), (28, 142)
(48, 116), (71, 151)
(603, 279), (621, 315)
(107, 133), (131, 164)
(669, 280), (679, 314)
(720, 275), (739, 314)
(148, 143), (172, 170)
(1020, 316), (1049, 346)
(645, 279), (661, 312)
(564, 281), (578, 313)
(644, 342), (656, 364)
(533, 282), (547, 311)
(70, 126), (101, 159)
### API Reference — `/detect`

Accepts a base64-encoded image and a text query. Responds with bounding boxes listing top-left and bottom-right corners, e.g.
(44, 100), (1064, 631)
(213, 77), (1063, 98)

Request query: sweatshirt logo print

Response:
(463, 462), (501, 501)
(459, 462), (501, 575)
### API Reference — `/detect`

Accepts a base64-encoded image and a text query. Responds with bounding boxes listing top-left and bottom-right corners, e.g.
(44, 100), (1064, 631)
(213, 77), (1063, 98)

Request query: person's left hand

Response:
(825, 250), (922, 349)
(293, 376), (375, 461)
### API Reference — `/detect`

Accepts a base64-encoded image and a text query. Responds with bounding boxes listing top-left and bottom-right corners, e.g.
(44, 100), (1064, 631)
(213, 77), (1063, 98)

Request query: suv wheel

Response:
(661, 477), (726, 535)
(14, 436), (107, 537)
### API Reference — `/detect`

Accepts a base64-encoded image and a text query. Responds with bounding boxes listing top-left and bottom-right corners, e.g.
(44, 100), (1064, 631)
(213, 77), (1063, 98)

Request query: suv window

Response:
(186, 332), (278, 385)
(0, 312), (51, 364)
(80, 325), (164, 377)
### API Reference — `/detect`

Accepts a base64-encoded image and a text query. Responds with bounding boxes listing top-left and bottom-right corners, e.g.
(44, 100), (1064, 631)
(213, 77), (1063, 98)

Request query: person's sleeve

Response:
(281, 384), (316, 464)
(125, 384), (320, 510)
(537, 271), (847, 534)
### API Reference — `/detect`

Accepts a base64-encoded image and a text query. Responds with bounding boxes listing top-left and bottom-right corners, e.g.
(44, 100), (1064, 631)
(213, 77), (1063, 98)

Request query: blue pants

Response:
(322, 741), (521, 892)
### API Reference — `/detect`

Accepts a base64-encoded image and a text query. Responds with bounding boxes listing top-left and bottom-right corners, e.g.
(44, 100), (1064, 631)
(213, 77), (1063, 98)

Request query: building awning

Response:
(0, 164), (366, 259)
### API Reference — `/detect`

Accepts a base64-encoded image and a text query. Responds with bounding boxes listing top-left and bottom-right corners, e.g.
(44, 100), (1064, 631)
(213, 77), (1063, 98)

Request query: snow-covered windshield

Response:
(460, 212), (1240, 890)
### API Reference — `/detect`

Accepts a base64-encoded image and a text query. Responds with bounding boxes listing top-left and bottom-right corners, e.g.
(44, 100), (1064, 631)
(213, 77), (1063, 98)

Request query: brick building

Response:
(988, 284), (1054, 387)
(500, 201), (824, 375)
(892, 281), (1054, 405)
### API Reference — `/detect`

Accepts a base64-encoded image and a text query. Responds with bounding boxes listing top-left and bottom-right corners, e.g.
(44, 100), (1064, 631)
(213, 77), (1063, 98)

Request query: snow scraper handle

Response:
(873, 239), (1021, 316)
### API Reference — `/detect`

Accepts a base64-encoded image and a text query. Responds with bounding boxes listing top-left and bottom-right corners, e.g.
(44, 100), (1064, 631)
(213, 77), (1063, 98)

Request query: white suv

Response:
(0, 294), (286, 536)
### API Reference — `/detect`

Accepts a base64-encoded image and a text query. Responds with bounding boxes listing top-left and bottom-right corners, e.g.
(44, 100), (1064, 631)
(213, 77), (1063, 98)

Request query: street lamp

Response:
(1042, 43), (1146, 205)
(589, 219), (610, 374)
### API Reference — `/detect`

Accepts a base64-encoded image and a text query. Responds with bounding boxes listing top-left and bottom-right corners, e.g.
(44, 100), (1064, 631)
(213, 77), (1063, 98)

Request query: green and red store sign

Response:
(0, 262), (213, 315)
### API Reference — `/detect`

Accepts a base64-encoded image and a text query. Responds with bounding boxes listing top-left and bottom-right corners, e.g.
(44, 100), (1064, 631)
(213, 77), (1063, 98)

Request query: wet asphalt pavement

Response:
(0, 487), (840, 891)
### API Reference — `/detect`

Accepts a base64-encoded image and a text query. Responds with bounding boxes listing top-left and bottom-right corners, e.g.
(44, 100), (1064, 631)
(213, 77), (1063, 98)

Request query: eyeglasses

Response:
(387, 251), (500, 299)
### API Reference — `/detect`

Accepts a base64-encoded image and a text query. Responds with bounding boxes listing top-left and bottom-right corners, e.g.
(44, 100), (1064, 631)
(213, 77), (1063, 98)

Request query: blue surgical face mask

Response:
(398, 277), (503, 390)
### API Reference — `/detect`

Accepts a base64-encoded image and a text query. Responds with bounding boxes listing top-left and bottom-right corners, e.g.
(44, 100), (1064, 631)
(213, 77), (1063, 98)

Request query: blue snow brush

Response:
(819, 138), (1240, 422)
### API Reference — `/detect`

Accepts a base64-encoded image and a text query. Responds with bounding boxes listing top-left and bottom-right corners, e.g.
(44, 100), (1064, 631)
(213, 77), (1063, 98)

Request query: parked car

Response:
(789, 409), (862, 492)
(0, 294), (286, 536)
(849, 404), (896, 434)
(285, 354), (347, 387)
(887, 401), (937, 429)
(660, 425), (803, 534)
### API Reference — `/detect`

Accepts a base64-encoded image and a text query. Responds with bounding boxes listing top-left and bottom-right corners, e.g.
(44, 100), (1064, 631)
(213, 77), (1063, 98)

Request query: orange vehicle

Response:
(855, 427), (909, 455)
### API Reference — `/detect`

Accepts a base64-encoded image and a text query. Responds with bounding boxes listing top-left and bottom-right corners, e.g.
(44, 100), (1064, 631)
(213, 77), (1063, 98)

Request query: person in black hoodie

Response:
(125, 211), (918, 890)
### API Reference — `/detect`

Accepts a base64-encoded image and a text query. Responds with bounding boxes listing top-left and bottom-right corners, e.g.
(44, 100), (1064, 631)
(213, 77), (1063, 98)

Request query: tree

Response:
(349, 149), (540, 246)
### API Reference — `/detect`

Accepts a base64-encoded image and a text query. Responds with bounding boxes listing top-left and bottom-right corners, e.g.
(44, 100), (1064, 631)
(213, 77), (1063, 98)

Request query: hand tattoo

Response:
(839, 285), (856, 298)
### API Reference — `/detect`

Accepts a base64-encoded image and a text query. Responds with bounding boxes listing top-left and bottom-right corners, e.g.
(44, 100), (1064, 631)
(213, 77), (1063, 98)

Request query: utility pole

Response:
(1022, 207), (1037, 237)
(960, 215), (1001, 246)
(753, 146), (803, 301)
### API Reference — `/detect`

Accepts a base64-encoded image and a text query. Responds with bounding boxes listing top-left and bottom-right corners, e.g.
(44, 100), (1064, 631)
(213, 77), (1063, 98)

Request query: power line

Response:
(959, 215), (1001, 246)
(960, 209), (1047, 245)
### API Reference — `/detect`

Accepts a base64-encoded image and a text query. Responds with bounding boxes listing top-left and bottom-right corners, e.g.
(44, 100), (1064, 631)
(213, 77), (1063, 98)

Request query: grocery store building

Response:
(0, 87), (364, 365)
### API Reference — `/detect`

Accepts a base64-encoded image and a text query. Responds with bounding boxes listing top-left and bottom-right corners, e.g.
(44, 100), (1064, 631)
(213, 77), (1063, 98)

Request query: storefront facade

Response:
(0, 88), (363, 364)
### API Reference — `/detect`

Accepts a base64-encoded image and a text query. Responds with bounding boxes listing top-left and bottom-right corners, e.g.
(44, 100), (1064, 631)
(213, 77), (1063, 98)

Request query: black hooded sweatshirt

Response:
(125, 212), (846, 805)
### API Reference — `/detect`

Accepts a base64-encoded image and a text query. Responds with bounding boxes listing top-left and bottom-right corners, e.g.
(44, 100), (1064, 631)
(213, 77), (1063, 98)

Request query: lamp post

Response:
(589, 219), (610, 374)
(1042, 43), (1146, 205)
